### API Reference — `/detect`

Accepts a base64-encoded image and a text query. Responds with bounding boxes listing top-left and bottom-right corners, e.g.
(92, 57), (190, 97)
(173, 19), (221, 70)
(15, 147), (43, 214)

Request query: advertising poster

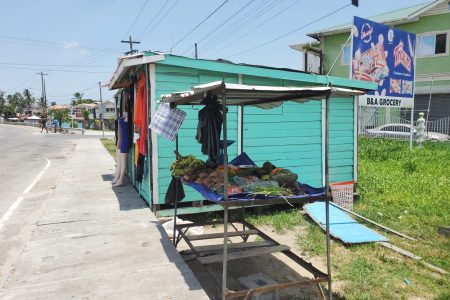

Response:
(351, 16), (416, 108)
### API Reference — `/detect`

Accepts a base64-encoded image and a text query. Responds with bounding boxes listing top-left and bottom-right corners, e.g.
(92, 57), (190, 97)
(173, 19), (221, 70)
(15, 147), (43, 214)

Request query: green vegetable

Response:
(248, 185), (293, 196)
(171, 155), (205, 177)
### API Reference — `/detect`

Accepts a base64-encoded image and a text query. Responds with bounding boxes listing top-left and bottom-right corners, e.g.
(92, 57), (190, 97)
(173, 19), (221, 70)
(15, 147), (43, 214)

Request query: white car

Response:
(366, 123), (450, 141)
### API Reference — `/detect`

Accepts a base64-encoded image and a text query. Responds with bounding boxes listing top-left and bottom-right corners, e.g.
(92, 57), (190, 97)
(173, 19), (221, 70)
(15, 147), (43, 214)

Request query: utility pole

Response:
(36, 71), (48, 114)
(98, 81), (104, 138)
(121, 35), (140, 55)
(195, 43), (198, 59)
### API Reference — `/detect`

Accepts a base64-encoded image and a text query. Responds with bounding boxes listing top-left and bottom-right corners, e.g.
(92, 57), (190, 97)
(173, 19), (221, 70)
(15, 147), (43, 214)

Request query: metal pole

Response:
(195, 43), (198, 59)
(221, 84), (229, 299)
(99, 82), (104, 138)
(325, 93), (332, 300)
(409, 106), (414, 150)
(173, 135), (179, 245)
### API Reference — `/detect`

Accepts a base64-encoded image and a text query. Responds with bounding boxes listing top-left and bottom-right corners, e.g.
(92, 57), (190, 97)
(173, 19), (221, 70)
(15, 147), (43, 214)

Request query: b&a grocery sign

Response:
(351, 16), (416, 108)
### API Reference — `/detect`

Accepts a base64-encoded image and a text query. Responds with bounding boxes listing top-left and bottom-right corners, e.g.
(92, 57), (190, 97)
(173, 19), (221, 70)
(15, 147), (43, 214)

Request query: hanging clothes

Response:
(149, 103), (186, 141)
(135, 153), (146, 183)
(196, 92), (224, 166)
(119, 117), (130, 153)
(134, 71), (147, 156)
(126, 85), (134, 148)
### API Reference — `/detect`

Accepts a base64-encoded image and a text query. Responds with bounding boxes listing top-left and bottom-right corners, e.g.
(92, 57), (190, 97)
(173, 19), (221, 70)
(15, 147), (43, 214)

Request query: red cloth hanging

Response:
(135, 71), (147, 156)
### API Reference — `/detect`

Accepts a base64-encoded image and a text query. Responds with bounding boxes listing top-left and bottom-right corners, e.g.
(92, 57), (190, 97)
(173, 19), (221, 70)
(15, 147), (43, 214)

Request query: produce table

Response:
(160, 81), (367, 299)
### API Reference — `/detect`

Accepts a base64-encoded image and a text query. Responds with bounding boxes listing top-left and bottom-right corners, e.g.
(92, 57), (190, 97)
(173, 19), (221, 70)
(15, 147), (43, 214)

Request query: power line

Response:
(208, 0), (302, 58)
(226, 3), (351, 59)
(199, 0), (277, 53)
(140, 0), (181, 41)
(0, 66), (110, 74)
(0, 62), (111, 68)
(137, 0), (171, 39)
(0, 35), (121, 53)
(170, 0), (230, 52)
(123, 0), (150, 38)
(179, 0), (256, 56)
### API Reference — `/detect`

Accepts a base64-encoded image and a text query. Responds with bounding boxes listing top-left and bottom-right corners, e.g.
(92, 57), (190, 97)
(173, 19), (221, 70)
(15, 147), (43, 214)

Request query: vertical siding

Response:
(154, 64), (239, 203)
(328, 97), (355, 183)
(151, 66), (356, 204)
(243, 101), (324, 187)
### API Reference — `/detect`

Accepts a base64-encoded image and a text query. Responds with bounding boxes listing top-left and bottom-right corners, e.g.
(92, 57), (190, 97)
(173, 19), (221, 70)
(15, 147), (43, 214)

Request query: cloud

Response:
(63, 41), (79, 49)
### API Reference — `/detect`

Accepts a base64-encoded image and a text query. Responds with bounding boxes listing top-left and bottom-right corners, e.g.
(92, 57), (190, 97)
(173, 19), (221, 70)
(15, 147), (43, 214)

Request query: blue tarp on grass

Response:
(304, 202), (387, 244)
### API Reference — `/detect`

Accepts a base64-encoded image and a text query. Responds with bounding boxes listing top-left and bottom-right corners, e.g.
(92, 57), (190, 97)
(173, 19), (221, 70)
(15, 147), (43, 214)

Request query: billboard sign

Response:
(351, 16), (416, 108)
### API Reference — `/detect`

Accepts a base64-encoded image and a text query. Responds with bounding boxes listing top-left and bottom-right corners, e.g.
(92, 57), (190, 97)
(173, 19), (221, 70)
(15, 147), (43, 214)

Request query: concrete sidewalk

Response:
(0, 139), (208, 299)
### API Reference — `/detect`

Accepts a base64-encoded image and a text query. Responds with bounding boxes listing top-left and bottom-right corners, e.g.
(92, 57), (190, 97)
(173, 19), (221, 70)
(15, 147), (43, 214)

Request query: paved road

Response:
(0, 124), (107, 219)
(0, 124), (108, 285)
(0, 124), (207, 299)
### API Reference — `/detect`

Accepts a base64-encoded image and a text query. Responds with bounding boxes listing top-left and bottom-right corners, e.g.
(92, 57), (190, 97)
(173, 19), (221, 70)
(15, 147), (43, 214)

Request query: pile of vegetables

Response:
(171, 154), (305, 196)
(170, 154), (205, 180)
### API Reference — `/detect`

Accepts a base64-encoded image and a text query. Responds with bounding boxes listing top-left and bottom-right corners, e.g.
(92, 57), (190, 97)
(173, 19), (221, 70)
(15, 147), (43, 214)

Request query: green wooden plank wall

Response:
(151, 65), (355, 204)
(328, 97), (355, 183)
(242, 101), (323, 187)
(155, 64), (239, 204)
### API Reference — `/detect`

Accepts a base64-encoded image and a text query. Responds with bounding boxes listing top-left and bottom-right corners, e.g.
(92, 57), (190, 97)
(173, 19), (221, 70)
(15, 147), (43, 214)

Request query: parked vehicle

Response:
(366, 123), (450, 141)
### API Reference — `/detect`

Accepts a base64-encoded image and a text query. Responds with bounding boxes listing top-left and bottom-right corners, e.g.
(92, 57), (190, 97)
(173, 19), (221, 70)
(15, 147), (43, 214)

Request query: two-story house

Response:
(290, 0), (450, 129)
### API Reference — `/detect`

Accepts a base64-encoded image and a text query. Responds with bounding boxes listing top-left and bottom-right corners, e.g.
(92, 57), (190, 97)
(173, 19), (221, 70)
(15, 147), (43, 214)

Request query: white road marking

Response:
(0, 156), (51, 231)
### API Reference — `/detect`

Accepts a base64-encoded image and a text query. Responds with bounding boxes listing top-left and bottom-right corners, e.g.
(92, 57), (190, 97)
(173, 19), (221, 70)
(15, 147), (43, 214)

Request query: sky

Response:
(0, 0), (430, 103)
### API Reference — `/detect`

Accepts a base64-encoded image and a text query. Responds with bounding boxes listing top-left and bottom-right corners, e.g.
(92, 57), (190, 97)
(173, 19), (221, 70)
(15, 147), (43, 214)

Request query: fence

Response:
(358, 107), (450, 141)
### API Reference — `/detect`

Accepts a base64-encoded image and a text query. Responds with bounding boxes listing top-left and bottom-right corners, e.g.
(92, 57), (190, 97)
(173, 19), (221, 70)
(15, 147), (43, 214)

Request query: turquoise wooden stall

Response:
(109, 51), (375, 216)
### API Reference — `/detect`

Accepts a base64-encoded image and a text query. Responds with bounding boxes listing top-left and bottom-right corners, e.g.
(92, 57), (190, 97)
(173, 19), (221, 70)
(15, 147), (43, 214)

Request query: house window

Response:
(418, 32), (448, 57)
(341, 44), (351, 65)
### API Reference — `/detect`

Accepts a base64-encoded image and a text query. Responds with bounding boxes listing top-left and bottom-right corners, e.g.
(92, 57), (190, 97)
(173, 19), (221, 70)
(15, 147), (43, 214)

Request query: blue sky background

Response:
(0, 0), (429, 103)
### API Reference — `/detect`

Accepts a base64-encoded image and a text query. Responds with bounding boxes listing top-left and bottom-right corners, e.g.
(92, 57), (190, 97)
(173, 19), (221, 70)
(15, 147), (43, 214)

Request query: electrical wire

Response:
(137, 0), (171, 39)
(179, 0), (256, 56)
(208, 0), (303, 58)
(0, 66), (110, 74)
(199, 0), (278, 53)
(141, 0), (181, 42)
(0, 62), (111, 68)
(226, 3), (351, 59)
(123, 0), (150, 38)
(0, 35), (121, 53)
(169, 0), (230, 52)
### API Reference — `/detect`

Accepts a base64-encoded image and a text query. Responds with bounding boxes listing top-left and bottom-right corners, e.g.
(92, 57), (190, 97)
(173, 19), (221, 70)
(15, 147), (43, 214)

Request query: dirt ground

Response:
(171, 222), (329, 300)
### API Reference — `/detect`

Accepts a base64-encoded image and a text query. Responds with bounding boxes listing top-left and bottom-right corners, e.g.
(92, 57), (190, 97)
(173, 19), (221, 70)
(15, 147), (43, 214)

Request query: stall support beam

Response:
(221, 85), (229, 299)
(173, 135), (179, 245)
(325, 93), (332, 300)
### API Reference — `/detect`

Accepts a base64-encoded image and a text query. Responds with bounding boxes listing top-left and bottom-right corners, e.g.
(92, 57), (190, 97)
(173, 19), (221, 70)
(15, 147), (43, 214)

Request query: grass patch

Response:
(247, 208), (302, 234)
(249, 138), (450, 299)
(100, 138), (117, 161)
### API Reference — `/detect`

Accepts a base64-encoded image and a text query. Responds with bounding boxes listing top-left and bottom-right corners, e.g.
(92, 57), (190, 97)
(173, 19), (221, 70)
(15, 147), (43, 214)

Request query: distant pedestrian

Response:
(53, 118), (59, 133)
(40, 114), (48, 133)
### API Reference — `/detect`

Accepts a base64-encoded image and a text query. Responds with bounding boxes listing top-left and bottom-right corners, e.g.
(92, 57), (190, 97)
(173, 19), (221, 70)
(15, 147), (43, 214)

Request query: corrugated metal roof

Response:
(160, 81), (367, 108)
(306, 1), (436, 37)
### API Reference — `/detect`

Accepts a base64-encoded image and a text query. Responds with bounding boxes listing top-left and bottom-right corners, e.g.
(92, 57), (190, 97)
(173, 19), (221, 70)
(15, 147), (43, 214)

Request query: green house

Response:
(290, 0), (450, 122)
(109, 51), (375, 216)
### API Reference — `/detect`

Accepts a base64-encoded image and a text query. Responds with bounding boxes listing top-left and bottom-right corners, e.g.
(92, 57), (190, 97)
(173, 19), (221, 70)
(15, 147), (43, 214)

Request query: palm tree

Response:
(82, 108), (90, 129)
(22, 89), (35, 115)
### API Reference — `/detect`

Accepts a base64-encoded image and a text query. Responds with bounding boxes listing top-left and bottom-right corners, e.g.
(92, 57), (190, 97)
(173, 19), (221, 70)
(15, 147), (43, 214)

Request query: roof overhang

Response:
(289, 41), (321, 53)
(160, 81), (368, 108)
(109, 53), (165, 90)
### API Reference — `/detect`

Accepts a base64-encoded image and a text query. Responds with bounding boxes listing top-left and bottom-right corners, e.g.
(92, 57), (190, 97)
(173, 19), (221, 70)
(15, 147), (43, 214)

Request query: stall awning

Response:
(160, 81), (367, 108)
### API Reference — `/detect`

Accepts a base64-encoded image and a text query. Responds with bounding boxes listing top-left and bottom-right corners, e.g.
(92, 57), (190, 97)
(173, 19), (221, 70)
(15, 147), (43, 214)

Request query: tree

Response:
(82, 108), (90, 129)
(0, 91), (5, 115)
(50, 101), (57, 106)
(71, 92), (94, 106)
(49, 108), (70, 125)
(2, 104), (16, 118)
(7, 92), (25, 113)
(22, 89), (35, 113)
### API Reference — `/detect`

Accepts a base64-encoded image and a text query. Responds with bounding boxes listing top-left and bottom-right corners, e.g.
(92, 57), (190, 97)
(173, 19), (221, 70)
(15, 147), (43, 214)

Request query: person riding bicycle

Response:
(52, 118), (59, 133)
